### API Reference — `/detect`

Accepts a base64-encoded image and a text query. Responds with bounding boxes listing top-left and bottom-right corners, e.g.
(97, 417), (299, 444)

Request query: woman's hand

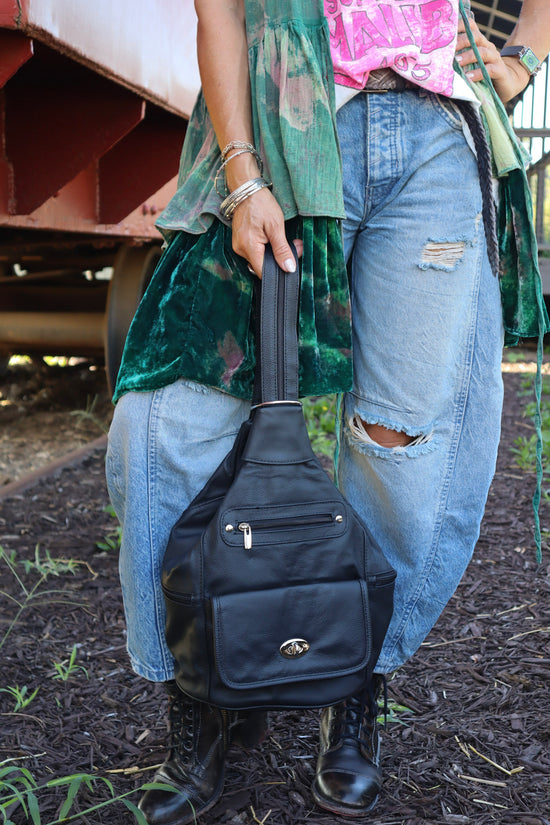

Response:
(231, 189), (302, 277)
(456, 16), (531, 103)
(195, 0), (302, 277)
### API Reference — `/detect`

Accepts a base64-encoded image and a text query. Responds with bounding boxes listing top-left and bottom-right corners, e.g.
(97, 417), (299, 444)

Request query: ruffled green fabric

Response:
(458, 2), (548, 559)
(457, 4), (549, 345)
(156, 1), (344, 239)
(113, 217), (352, 403)
(498, 169), (547, 343)
(118, 0), (351, 403)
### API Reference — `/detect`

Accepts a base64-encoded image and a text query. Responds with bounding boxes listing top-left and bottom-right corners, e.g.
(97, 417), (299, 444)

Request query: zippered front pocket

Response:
(234, 513), (342, 549)
(220, 502), (347, 549)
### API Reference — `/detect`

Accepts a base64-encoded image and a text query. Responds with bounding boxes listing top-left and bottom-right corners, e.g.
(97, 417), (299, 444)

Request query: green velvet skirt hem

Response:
(113, 217), (353, 403)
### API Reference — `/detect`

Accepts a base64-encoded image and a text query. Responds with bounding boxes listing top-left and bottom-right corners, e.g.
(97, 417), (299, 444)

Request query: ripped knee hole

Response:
(350, 417), (432, 449)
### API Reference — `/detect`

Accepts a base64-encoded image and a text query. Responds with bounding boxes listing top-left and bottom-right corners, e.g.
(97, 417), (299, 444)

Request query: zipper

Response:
(232, 512), (343, 550)
(238, 522), (253, 550)
(162, 585), (197, 604)
(368, 570), (397, 586)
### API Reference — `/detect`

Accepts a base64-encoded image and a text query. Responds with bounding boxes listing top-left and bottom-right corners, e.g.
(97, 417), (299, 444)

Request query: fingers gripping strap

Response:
(259, 246), (300, 402)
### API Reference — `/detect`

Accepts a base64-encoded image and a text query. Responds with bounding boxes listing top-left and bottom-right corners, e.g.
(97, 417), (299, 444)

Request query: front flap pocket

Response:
(212, 580), (370, 689)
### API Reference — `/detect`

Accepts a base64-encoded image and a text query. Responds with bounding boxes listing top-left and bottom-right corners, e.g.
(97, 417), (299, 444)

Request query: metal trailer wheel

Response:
(0, 354), (12, 378)
(105, 243), (162, 394)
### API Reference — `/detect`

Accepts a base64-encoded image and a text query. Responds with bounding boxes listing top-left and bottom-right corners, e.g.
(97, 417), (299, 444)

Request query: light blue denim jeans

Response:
(106, 90), (504, 681)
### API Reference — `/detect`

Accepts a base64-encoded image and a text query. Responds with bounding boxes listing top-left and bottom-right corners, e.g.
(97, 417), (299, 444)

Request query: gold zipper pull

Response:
(238, 522), (252, 549)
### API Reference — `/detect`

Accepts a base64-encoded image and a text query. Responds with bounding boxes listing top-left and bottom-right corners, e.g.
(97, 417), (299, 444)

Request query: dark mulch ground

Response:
(1, 365), (550, 825)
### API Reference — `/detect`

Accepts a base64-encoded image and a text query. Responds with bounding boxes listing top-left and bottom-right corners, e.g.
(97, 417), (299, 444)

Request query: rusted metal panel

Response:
(0, 175), (178, 238)
(6, 76), (145, 215)
(0, 0), (192, 236)
(0, 30), (33, 87)
(0, 0), (20, 27)
(98, 111), (186, 225)
(2, 0), (200, 118)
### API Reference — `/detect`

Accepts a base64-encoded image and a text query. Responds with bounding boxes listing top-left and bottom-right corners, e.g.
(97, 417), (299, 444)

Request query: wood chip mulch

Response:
(1, 369), (550, 825)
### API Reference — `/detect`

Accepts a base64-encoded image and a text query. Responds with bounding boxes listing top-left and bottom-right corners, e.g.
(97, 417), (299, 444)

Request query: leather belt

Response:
(363, 68), (417, 92)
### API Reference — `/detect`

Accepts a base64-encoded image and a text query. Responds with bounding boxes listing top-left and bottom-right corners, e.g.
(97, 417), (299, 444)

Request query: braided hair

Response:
(454, 99), (500, 277)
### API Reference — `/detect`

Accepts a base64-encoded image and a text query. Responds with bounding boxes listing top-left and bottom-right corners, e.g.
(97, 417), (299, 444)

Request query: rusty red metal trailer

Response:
(0, 0), (200, 387)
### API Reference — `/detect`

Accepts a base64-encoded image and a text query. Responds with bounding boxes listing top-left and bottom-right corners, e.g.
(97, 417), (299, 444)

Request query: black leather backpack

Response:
(162, 246), (396, 709)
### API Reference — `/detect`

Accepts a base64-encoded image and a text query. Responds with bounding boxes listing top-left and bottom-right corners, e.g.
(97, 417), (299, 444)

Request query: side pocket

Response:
(163, 592), (210, 702)
(367, 573), (397, 667)
(427, 93), (464, 131)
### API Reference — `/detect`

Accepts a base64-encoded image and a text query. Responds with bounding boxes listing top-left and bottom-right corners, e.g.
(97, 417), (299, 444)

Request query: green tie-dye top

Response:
(114, 0), (548, 407)
(157, 0), (345, 237)
(114, 0), (352, 403)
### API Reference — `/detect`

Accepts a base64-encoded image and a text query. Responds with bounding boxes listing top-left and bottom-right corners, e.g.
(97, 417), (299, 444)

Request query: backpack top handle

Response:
(254, 243), (301, 405)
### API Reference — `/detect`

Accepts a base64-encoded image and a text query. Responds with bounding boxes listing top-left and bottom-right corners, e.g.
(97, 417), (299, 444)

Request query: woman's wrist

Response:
(497, 55), (532, 101)
(220, 177), (272, 220)
(213, 137), (274, 223)
(225, 153), (262, 191)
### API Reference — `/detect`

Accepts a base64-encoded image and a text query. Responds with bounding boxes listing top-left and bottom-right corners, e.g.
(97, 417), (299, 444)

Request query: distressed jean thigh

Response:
(336, 92), (504, 672)
(106, 379), (250, 681)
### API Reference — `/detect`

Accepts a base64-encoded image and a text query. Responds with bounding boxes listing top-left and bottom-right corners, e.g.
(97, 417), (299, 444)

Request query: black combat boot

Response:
(139, 683), (228, 825)
(139, 682), (267, 825)
(229, 709), (268, 749)
(312, 674), (385, 817)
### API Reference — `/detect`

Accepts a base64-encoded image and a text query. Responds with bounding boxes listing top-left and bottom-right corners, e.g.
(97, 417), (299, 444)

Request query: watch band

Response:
(501, 45), (542, 76)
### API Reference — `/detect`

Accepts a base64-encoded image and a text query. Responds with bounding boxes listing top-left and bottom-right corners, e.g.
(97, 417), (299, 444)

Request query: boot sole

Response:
(311, 781), (379, 817)
(139, 774), (225, 825)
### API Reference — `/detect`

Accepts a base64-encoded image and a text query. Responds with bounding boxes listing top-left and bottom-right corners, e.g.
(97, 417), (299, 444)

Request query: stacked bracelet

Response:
(221, 140), (259, 162)
(219, 177), (272, 220)
(214, 141), (264, 197)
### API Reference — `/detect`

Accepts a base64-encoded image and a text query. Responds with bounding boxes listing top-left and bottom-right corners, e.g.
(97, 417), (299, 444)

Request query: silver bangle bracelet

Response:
(214, 148), (264, 198)
(221, 140), (257, 161)
(219, 177), (272, 220)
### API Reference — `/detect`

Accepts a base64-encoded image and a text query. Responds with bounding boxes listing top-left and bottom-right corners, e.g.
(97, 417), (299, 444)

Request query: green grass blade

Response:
(122, 798), (149, 824)
(57, 776), (84, 820)
(25, 791), (41, 825)
(140, 783), (179, 793)
(95, 776), (114, 795)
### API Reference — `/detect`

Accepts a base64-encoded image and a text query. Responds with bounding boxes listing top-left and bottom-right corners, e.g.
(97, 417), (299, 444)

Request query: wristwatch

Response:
(501, 45), (542, 76)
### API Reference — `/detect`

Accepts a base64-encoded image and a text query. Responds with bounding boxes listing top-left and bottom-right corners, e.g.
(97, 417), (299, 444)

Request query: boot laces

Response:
(169, 690), (195, 756)
(341, 676), (387, 749)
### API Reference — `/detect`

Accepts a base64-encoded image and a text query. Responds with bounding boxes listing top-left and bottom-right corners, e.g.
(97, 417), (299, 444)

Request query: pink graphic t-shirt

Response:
(324, 0), (459, 96)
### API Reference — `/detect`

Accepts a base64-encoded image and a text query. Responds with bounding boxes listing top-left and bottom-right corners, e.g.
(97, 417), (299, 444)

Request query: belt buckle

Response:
(364, 68), (400, 93)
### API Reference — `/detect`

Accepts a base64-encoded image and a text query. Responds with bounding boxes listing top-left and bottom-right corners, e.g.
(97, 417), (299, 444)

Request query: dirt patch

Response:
(0, 358), (112, 486)
(1, 359), (550, 824)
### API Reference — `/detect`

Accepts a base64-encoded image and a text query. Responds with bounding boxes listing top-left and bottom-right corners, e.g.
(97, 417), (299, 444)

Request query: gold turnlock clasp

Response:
(280, 638), (310, 659)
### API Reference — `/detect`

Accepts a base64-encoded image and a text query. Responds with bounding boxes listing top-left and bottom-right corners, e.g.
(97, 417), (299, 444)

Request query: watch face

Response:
(521, 48), (541, 74)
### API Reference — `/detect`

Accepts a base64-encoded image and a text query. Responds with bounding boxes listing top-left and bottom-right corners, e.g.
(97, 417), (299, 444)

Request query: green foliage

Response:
(0, 764), (177, 825)
(0, 685), (39, 713)
(511, 375), (550, 473)
(302, 395), (338, 459)
(17, 546), (80, 579)
(0, 546), (83, 653)
(378, 700), (414, 727)
(69, 394), (108, 433)
(42, 356), (69, 367)
(52, 645), (88, 682)
(0, 538), (170, 824)
(503, 349), (529, 364)
(96, 505), (122, 552)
